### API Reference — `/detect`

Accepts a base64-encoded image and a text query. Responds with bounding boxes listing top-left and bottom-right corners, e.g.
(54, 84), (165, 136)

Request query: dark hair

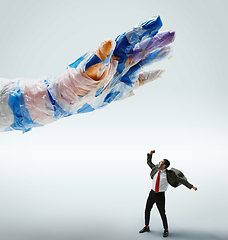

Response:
(163, 159), (170, 169)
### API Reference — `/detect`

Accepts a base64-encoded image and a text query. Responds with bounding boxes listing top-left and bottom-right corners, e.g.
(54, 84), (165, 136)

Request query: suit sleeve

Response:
(178, 177), (193, 189)
(147, 153), (155, 169)
(168, 168), (193, 189)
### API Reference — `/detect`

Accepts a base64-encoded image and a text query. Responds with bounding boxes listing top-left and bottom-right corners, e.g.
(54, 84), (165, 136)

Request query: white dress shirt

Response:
(152, 169), (169, 192)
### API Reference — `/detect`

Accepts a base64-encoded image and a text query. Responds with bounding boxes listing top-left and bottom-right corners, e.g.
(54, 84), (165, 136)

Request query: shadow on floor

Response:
(0, 226), (227, 240)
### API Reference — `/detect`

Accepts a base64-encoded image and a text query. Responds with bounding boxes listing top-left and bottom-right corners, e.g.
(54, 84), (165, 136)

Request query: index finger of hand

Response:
(128, 31), (175, 64)
(113, 16), (163, 73)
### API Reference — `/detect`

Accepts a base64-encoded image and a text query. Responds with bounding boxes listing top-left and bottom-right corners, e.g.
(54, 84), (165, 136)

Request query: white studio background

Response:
(0, 0), (227, 240)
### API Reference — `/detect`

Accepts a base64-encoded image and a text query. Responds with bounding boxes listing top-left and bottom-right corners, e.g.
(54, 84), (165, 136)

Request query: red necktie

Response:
(155, 171), (161, 193)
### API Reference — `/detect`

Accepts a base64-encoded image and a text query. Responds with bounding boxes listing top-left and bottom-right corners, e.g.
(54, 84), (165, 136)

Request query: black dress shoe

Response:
(163, 229), (169, 237)
(139, 226), (150, 233)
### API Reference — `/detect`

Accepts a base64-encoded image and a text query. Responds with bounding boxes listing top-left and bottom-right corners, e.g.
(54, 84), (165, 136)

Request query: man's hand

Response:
(150, 150), (155, 154)
(192, 186), (197, 191)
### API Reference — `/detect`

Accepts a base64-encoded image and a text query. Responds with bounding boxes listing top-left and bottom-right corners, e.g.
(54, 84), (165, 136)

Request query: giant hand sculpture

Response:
(0, 16), (175, 133)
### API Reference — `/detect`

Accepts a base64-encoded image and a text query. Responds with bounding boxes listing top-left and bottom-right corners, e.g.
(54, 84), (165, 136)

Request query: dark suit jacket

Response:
(147, 153), (193, 189)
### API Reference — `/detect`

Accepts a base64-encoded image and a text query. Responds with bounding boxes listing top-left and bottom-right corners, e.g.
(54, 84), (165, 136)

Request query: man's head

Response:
(158, 159), (170, 170)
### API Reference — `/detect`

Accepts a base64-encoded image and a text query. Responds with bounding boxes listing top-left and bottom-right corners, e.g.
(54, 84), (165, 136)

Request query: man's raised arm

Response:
(147, 150), (156, 169)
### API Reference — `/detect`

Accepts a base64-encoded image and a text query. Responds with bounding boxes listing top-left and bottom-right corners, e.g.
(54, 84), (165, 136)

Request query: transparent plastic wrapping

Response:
(0, 16), (175, 133)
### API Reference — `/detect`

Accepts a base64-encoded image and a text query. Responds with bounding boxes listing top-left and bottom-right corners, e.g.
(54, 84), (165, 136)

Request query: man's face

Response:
(158, 160), (166, 170)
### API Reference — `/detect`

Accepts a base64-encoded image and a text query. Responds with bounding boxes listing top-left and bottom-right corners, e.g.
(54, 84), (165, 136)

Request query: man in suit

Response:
(139, 150), (197, 237)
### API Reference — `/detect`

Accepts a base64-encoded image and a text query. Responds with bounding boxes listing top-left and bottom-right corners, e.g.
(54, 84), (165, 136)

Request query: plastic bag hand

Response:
(65, 15), (175, 112)
(0, 16), (175, 133)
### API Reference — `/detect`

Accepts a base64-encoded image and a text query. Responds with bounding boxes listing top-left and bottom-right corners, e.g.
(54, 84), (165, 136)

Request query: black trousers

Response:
(145, 189), (168, 230)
